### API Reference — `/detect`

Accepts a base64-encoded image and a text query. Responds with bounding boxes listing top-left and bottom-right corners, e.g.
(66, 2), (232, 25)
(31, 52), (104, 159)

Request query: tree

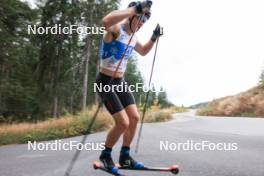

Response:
(35, 0), (83, 118)
(81, 0), (119, 107)
(125, 55), (145, 105)
(148, 85), (157, 107)
(0, 0), (39, 121)
(157, 87), (173, 108)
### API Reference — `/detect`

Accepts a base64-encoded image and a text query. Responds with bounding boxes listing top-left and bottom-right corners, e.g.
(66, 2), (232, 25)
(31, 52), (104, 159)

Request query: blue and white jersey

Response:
(100, 25), (137, 73)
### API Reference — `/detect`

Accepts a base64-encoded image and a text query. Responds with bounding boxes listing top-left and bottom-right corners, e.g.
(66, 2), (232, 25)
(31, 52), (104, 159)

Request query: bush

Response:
(197, 105), (214, 116)
(0, 116), (6, 123)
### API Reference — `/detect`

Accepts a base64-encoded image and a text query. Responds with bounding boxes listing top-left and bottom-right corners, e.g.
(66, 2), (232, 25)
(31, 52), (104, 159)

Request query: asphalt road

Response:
(1, 110), (264, 176)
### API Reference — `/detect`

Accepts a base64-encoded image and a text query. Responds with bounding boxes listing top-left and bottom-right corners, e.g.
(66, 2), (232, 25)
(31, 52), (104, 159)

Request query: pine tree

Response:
(125, 56), (145, 104)
(0, 0), (39, 121)
(157, 87), (173, 108)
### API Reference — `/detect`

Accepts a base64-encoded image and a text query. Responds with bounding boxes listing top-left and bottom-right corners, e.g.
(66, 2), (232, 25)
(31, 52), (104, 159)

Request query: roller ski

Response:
(93, 155), (126, 176)
(93, 155), (142, 176)
(93, 155), (179, 175)
(117, 163), (179, 174)
(118, 155), (179, 174)
(93, 161), (126, 176)
(93, 161), (179, 175)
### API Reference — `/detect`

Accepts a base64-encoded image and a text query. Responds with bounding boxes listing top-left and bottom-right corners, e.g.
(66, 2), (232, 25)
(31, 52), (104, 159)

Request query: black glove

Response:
(151, 24), (163, 42)
(135, 0), (152, 14)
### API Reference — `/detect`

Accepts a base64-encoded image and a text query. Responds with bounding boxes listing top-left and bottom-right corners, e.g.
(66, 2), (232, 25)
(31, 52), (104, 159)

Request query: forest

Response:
(0, 0), (172, 123)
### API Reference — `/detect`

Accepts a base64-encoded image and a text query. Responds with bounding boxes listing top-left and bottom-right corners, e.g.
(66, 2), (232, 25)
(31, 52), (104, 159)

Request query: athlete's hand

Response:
(151, 24), (163, 42)
(135, 0), (152, 14)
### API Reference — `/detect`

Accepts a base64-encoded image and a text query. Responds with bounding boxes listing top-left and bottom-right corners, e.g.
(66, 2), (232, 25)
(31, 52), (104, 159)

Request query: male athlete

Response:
(96, 0), (163, 171)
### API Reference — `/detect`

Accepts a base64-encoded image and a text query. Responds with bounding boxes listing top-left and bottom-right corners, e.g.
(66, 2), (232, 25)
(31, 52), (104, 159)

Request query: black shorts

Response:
(95, 72), (136, 115)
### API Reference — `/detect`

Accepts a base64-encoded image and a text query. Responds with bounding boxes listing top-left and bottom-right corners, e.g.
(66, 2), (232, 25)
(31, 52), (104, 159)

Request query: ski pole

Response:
(64, 15), (143, 176)
(135, 37), (160, 153)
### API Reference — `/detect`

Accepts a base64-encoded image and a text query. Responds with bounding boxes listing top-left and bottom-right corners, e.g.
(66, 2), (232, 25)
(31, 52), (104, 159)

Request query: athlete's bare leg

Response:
(104, 110), (129, 148)
(122, 104), (140, 147)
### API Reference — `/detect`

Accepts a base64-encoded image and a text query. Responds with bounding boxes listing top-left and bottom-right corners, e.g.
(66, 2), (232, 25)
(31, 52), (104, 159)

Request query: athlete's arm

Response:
(102, 8), (136, 31)
(134, 40), (155, 56)
(102, 8), (136, 43)
(135, 24), (163, 56)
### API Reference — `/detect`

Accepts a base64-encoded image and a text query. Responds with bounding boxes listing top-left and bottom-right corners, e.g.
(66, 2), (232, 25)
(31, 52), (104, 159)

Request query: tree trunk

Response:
(70, 95), (73, 114)
(53, 44), (62, 118)
(94, 57), (100, 104)
(82, 39), (91, 111)
(53, 95), (58, 118)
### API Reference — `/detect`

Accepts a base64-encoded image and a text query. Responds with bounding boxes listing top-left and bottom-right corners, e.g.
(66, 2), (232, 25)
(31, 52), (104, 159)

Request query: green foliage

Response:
(125, 55), (145, 104)
(35, 0), (84, 118)
(0, 0), (39, 120)
(0, 0), (119, 122)
(147, 86), (157, 108)
(157, 87), (173, 108)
